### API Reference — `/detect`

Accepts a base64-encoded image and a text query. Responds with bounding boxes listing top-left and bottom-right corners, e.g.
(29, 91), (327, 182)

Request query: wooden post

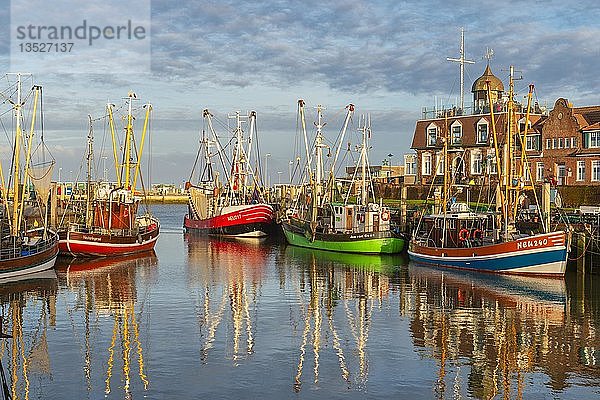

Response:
(542, 182), (551, 231)
(400, 184), (408, 233)
(577, 233), (586, 275)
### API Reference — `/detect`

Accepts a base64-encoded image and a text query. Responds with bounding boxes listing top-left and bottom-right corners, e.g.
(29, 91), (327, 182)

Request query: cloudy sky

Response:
(1, 0), (599, 185)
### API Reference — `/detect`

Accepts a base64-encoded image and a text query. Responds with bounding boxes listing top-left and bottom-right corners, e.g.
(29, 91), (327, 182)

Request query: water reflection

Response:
(404, 264), (600, 399)
(185, 235), (263, 363)
(55, 252), (158, 398)
(284, 246), (408, 392)
(0, 270), (57, 400)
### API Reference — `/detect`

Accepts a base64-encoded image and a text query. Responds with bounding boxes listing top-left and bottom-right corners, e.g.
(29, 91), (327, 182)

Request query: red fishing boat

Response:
(184, 110), (274, 237)
(59, 92), (160, 257)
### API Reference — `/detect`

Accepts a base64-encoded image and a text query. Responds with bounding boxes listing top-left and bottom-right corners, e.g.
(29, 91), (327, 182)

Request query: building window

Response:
(546, 139), (551, 150)
(593, 161), (600, 181)
(471, 150), (482, 175)
(526, 135), (541, 151)
(552, 138), (557, 149)
(427, 124), (438, 147)
(572, 137), (577, 148)
(486, 149), (497, 174)
(477, 120), (488, 144)
(577, 160), (585, 181)
(523, 161), (531, 182)
(404, 154), (416, 175)
(536, 162), (545, 182)
(436, 151), (445, 175)
(589, 131), (600, 148)
(451, 122), (462, 145)
(558, 138), (564, 149)
(422, 153), (432, 175)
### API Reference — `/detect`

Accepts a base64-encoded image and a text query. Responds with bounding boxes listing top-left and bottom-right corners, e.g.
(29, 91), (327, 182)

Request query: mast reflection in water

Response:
(0, 204), (598, 399)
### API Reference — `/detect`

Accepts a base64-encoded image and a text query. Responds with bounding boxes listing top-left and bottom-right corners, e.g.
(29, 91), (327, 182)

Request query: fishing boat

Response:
(408, 67), (570, 276)
(281, 100), (405, 254)
(184, 109), (274, 237)
(0, 73), (59, 279)
(58, 92), (160, 257)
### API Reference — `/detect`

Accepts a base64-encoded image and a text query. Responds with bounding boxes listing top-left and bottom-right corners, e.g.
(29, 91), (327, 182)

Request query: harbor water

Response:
(2, 204), (599, 399)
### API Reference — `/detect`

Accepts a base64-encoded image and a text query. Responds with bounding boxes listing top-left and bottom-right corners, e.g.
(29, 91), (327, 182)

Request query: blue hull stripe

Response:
(409, 248), (567, 272)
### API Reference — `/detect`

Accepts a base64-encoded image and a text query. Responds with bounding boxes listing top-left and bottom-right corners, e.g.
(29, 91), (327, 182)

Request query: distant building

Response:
(409, 63), (600, 187)
(344, 165), (404, 184)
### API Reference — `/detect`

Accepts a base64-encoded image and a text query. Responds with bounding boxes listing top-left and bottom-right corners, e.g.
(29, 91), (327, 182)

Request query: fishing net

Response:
(28, 160), (55, 201)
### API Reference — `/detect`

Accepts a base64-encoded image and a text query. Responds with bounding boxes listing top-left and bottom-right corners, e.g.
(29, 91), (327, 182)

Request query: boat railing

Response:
(0, 230), (58, 260)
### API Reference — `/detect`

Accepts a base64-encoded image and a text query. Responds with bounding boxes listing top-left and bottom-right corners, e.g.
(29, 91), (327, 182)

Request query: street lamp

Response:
(277, 171), (282, 185)
(289, 160), (293, 183)
(264, 153), (271, 187)
(387, 153), (394, 182)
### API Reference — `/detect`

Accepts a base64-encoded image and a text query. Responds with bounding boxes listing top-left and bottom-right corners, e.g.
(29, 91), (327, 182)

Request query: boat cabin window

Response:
(448, 219), (455, 229)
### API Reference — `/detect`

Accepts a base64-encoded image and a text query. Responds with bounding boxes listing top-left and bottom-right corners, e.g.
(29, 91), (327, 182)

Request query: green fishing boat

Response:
(281, 100), (405, 255)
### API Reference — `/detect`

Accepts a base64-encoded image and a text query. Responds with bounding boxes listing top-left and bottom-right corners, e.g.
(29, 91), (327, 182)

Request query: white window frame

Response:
(404, 154), (416, 176)
(450, 121), (462, 146)
(536, 162), (545, 182)
(486, 149), (497, 175)
(523, 161), (531, 182)
(422, 153), (432, 176)
(471, 150), (482, 175)
(589, 131), (600, 148)
(526, 135), (540, 151)
(476, 118), (488, 144)
(592, 160), (600, 181)
(427, 124), (438, 147)
(577, 160), (585, 181)
(436, 151), (445, 175)
(546, 139), (551, 149)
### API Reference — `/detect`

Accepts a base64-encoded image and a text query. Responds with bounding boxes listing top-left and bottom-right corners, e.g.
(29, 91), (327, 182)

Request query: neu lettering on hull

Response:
(184, 203), (274, 237)
(408, 231), (569, 276)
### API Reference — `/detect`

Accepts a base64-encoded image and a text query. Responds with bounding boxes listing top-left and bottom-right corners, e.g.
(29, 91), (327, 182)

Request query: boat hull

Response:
(0, 230), (58, 280)
(184, 203), (274, 238)
(58, 220), (160, 257)
(282, 221), (405, 254)
(408, 231), (569, 276)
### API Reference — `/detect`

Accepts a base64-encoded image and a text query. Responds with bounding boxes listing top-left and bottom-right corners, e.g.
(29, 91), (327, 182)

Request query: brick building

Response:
(408, 64), (600, 188)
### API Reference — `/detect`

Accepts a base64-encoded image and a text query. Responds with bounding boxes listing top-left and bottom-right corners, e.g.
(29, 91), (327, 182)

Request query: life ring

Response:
(472, 229), (483, 240)
(458, 228), (469, 241)
(381, 211), (390, 221)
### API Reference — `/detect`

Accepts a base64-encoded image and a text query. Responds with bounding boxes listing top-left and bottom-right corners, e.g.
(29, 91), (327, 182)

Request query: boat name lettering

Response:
(82, 235), (102, 242)
(349, 233), (375, 239)
(227, 214), (242, 222)
(517, 238), (548, 249)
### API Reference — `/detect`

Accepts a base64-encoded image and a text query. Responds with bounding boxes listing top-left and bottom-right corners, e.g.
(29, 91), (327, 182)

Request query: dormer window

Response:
(450, 121), (462, 145)
(476, 118), (488, 144)
(427, 124), (438, 146)
(587, 130), (600, 148)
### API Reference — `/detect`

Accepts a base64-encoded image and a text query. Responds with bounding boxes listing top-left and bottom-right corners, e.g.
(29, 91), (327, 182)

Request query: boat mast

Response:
(107, 103), (121, 187)
(124, 92), (136, 189)
(11, 74), (23, 237)
(360, 115), (368, 205)
(85, 115), (94, 229)
(132, 102), (152, 193)
(328, 104), (354, 202)
(298, 100), (313, 181)
(447, 27), (475, 112)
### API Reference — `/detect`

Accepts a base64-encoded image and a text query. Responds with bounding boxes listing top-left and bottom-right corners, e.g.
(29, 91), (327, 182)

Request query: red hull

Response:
(184, 203), (274, 237)
(58, 220), (160, 257)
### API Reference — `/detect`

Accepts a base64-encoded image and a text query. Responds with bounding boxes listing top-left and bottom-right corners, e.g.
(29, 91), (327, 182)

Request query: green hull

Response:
(282, 222), (405, 254)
